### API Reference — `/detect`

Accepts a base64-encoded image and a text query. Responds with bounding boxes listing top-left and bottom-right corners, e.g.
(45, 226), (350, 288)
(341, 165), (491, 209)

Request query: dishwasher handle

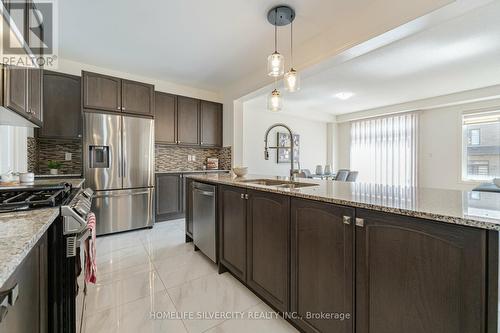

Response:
(193, 188), (214, 197)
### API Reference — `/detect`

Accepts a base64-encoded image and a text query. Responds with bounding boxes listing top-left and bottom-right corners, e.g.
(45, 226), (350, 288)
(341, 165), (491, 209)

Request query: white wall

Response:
(336, 97), (500, 190)
(242, 105), (328, 177)
(0, 126), (28, 174)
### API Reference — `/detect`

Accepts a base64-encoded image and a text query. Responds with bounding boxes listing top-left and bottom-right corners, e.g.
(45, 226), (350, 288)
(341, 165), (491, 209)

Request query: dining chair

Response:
(335, 169), (350, 181)
(301, 169), (312, 178)
(346, 171), (358, 182)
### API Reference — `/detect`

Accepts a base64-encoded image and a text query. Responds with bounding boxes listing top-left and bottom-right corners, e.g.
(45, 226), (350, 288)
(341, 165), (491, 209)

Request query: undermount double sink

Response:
(240, 178), (318, 189)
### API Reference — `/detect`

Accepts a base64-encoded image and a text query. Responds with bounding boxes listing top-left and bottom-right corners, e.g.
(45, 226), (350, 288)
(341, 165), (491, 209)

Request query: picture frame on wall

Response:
(277, 132), (300, 164)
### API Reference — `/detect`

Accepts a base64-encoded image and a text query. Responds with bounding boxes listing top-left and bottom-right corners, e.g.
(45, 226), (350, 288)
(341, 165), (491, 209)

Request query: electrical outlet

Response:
(187, 155), (192, 162)
(65, 153), (72, 161)
(192, 155), (196, 162)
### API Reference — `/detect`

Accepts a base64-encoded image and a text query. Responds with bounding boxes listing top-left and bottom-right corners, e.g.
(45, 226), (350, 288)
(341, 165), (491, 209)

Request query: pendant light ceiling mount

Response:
(267, 5), (295, 26)
(266, 5), (298, 112)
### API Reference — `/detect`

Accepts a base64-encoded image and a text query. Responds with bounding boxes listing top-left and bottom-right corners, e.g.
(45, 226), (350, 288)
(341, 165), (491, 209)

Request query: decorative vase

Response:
(50, 169), (59, 175)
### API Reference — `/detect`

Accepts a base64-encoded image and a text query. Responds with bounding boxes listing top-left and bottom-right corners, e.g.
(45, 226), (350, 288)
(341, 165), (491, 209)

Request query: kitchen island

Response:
(186, 173), (500, 333)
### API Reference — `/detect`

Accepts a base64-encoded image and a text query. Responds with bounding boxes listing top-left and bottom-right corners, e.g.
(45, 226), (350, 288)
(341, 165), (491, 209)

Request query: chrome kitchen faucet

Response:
(264, 123), (297, 180)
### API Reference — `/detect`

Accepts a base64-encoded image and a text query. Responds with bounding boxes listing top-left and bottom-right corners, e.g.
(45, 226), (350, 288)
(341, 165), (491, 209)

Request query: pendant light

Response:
(266, 6), (296, 112)
(267, 10), (284, 77)
(284, 20), (300, 92)
(267, 85), (283, 112)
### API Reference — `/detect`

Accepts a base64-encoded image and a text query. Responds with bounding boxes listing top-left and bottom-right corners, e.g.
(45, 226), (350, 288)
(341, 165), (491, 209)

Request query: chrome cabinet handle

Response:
(343, 216), (351, 225)
(240, 193), (244, 199)
(122, 107), (126, 111)
(117, 106), (121, 110)
(355, 218), (364, 227)
(245, 194), (249, 200)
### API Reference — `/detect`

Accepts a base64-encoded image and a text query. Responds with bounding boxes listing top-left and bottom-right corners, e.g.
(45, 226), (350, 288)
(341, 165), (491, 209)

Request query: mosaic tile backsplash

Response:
(28, 137), (232, 174)
(155, 145), (232, 172)
(28, 137), (83, 175)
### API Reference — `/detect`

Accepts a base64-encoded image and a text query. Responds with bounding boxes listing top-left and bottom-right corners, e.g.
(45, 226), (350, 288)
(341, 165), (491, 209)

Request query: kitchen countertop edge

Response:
(155, 170), (230, 174)
(0, 208), (59, 288)
(187, 174), (500, 231)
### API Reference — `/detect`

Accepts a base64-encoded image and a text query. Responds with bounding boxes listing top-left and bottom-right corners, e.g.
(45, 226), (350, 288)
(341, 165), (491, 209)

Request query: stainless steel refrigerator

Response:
(83, 112), (154, 235)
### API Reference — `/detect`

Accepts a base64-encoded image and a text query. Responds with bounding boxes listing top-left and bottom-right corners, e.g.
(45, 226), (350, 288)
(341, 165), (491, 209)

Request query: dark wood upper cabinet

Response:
(200, 101), (222, 147)
(121, 79), (154, 116)
(39, 71), (81, 139)
(247, 190), (290, 313)
(28, 68), (43, 123)
(219, 185), (247, 281)
(4, 65), (28, 115)
(355, 209), (487, 333)
(155, 92), (177, 144)
(177, 96), (199, 145)
(290, 198), (354, 333)
(155, 173), (184, 221)
(82, 71), (121, 112)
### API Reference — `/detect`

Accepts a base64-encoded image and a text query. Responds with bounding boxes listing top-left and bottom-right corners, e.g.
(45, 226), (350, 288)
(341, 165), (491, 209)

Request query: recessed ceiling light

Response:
(335, 92), (355, 100)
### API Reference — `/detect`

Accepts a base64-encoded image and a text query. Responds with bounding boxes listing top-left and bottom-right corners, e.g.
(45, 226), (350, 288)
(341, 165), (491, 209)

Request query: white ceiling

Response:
(252, 1), (500, 119)
(58, 0), (450, 92)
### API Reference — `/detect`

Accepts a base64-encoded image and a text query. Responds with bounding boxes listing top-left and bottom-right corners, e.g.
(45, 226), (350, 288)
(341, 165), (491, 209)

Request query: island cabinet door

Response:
(246, 190), (290, 313)
(219, 185), (247, 281)
(355, 208), (487, 333)
(290, 198), (354, 333)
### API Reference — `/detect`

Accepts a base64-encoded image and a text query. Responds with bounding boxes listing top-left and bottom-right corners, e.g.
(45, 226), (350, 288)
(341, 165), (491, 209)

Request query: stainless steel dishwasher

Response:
(192, 182), (216, 262)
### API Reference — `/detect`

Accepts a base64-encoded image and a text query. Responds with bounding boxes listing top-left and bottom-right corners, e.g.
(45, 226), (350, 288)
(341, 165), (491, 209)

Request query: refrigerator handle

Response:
(116, 147), (120, 178)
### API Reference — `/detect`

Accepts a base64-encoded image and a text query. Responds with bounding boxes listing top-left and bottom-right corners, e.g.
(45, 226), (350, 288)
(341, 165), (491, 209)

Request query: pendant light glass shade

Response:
(267, 89), (283, 112)
(284, 68), (300, 92)
(267, 51), (284, 77)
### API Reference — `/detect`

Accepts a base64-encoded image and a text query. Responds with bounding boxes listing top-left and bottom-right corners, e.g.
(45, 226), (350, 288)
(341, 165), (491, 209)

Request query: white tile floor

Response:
(79, 219), (298, 333)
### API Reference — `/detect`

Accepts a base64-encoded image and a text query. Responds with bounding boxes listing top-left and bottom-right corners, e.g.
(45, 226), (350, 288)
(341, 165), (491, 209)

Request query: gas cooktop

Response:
(0, 183), (73, 212)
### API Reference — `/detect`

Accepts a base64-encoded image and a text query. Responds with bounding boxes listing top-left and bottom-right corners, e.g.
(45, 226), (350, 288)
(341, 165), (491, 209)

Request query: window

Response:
(468, 129), (481, 145)
(350, 112), (418, 187)
(462, 111), (500, 181)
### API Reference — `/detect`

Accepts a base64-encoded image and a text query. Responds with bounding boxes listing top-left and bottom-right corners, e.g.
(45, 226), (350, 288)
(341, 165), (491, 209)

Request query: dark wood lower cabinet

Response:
(290, 198), (354, 333)
(213, 185), (494, 333)
(185, 177), (194, 240)
(247, 190), (290, 313)
(355, 208), (487, 333)
(0, 233), (47, 333)
(155, 173), (184, 221)
(218, 185), (247, 281)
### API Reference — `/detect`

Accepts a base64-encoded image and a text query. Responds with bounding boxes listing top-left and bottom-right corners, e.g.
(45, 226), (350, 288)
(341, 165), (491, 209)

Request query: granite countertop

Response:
(187, 173), (500, 231)
(0, 178), (85, 190)
(0, 177), (85, 287)
(0, 208), (59, 287)
(155, 170), (230, 174)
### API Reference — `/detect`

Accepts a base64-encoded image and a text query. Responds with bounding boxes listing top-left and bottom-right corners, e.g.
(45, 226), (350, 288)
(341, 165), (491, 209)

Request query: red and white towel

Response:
(84, 212), (97, 284)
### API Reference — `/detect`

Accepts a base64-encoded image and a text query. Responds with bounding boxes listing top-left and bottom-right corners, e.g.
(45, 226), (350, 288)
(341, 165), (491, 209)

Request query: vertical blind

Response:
(350, 112), (418, 187)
